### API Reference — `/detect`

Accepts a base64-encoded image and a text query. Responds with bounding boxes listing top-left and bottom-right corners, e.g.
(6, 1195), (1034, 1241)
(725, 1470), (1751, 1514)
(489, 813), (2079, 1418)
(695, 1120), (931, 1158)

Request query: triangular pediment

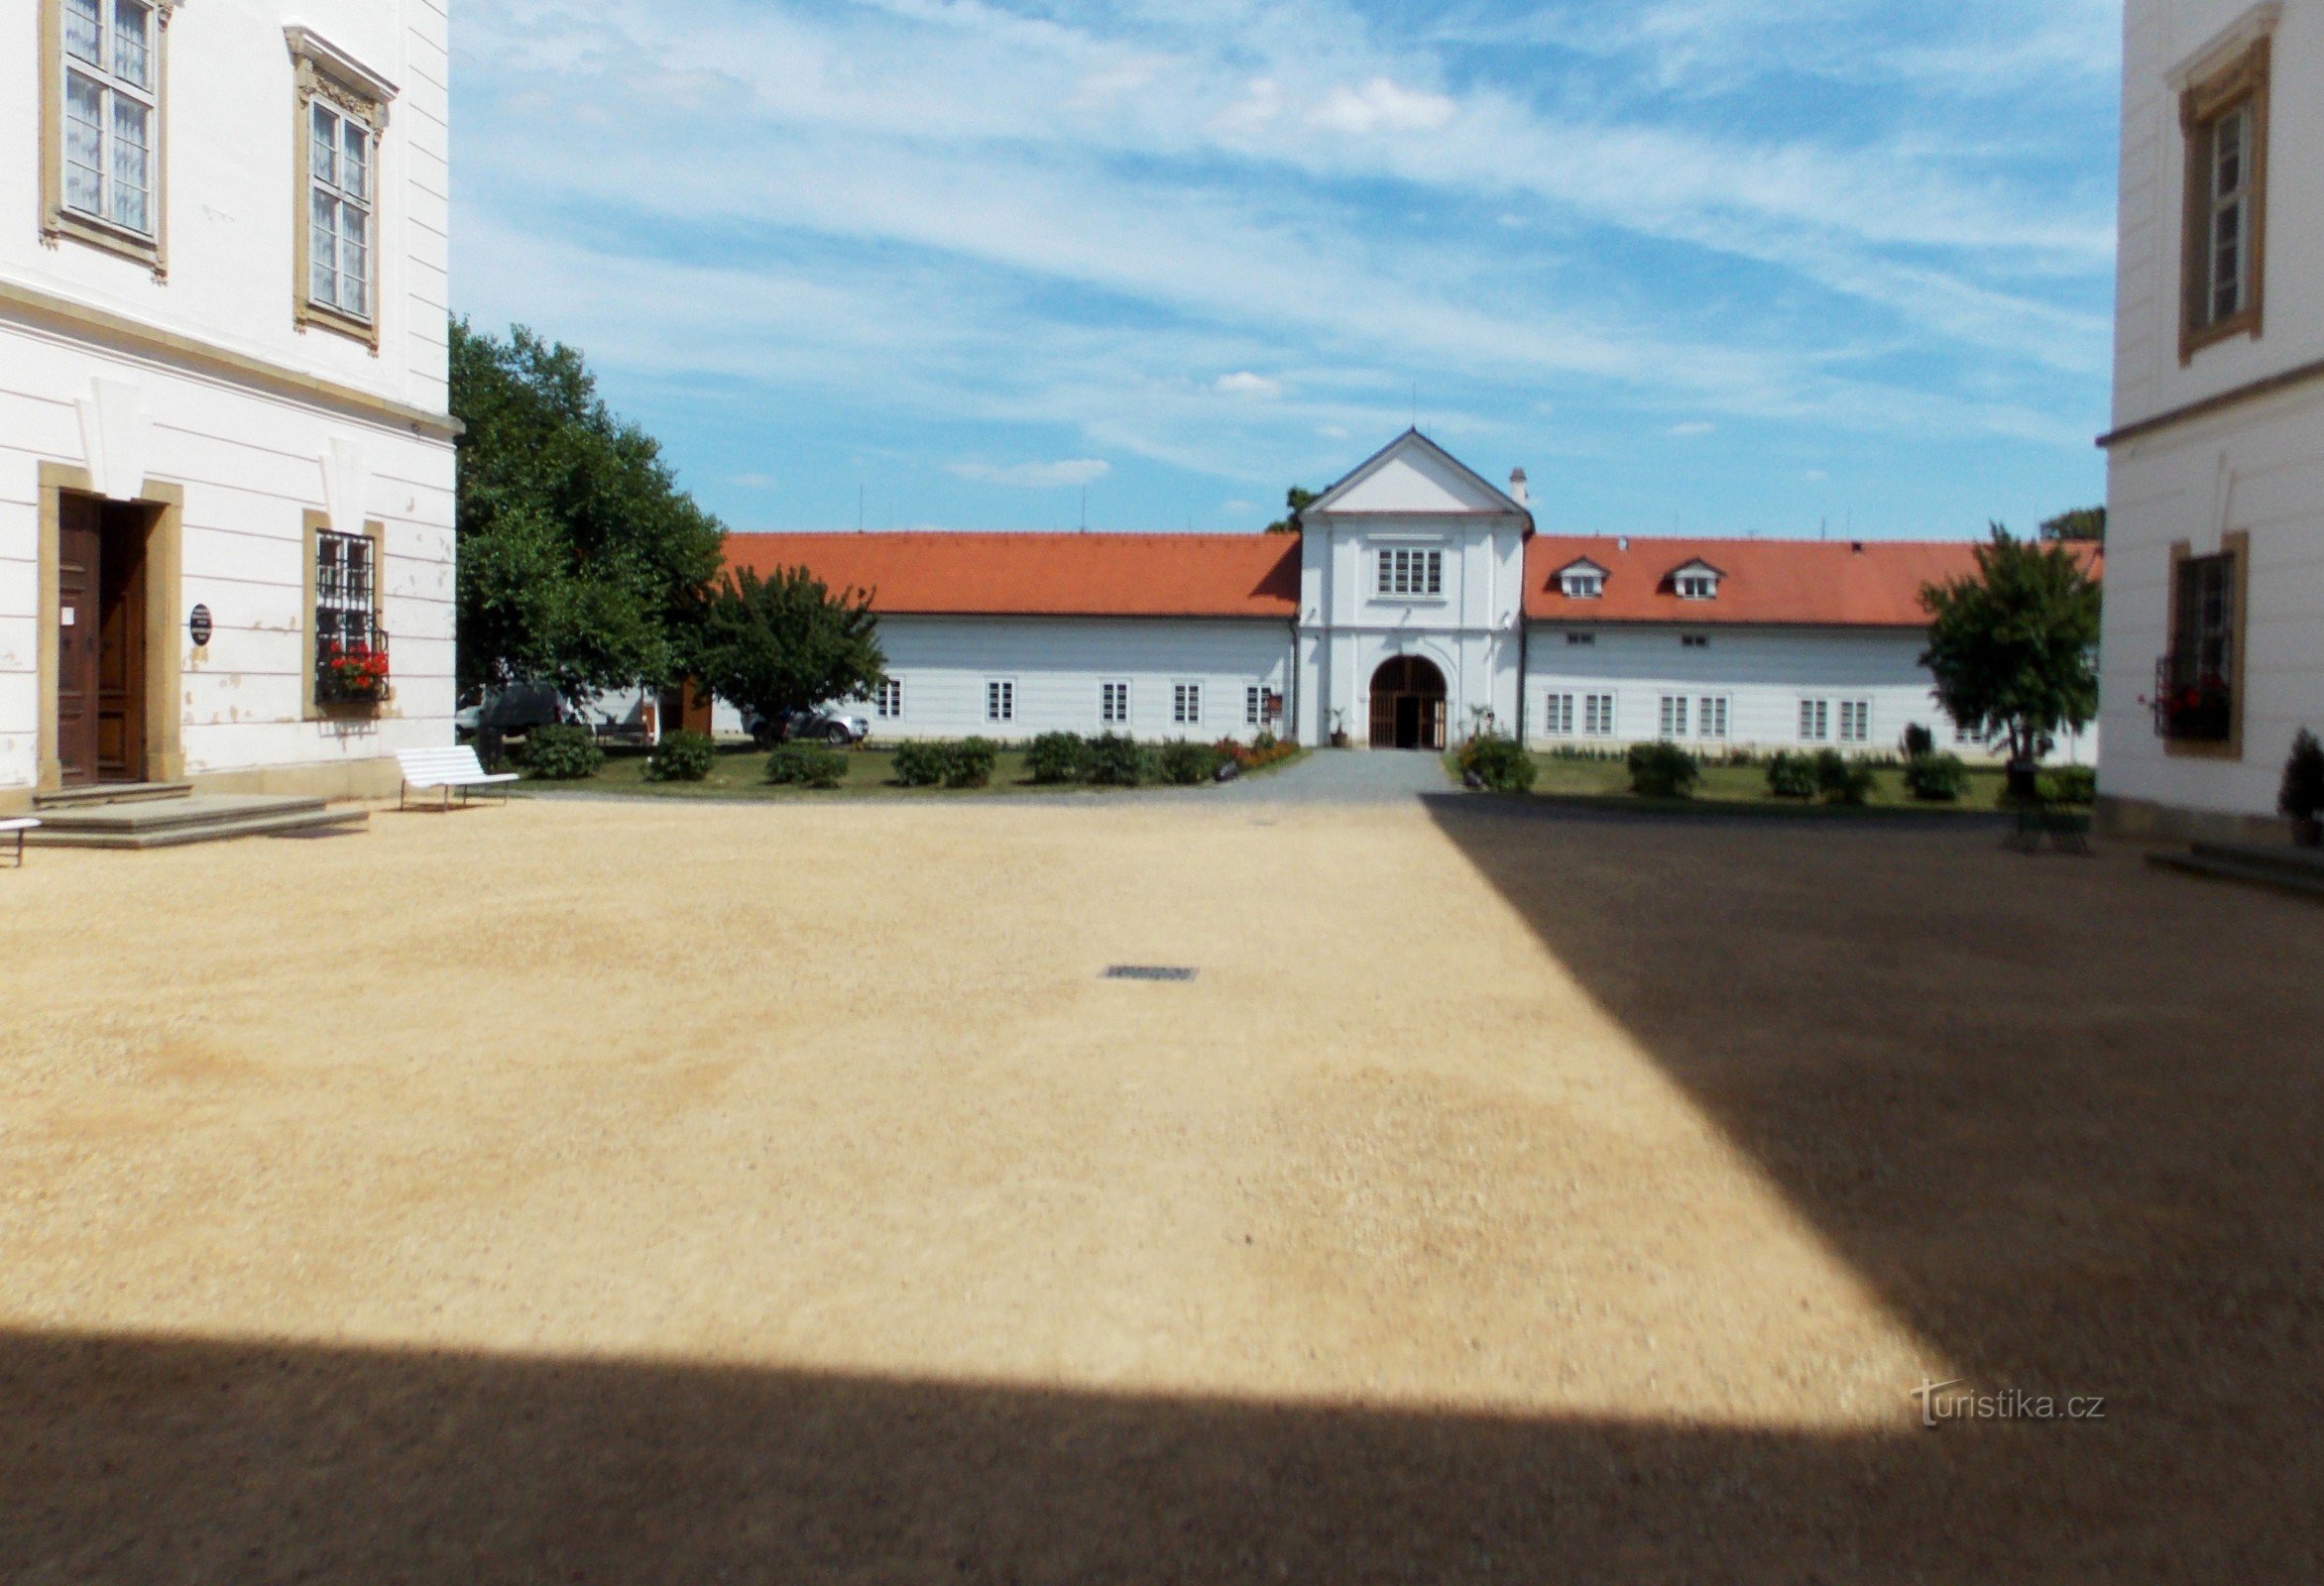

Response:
(1307, 431), (1529, 519)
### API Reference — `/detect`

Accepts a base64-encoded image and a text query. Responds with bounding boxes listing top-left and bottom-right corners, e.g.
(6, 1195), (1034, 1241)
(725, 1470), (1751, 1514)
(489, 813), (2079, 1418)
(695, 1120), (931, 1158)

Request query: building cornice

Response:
(0, 278), (459, 441)
(2097, 354), (2324, 450)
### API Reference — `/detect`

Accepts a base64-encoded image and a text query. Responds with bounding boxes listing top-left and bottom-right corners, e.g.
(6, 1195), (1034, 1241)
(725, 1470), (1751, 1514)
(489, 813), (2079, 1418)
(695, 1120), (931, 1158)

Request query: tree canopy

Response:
(1919, 527), (2102, 764)
(2039, 506), (2107, 544)
(692, 566), (887, 728)
(450, 320), (727, 697)
(1264, 487), (1318, 534)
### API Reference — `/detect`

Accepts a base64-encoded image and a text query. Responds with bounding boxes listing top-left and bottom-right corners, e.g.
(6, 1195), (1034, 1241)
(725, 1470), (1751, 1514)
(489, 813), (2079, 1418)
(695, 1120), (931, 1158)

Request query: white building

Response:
(2100, 0), (2322, 841)
(2, 0), (457, 815)
(729, 432), (2088, 761)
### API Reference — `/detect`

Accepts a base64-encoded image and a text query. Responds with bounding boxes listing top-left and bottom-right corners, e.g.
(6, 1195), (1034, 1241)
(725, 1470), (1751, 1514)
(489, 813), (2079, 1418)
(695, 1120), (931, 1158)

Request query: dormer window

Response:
(1670, 560), (1723, 602)
(1557, 559), (1608, 600)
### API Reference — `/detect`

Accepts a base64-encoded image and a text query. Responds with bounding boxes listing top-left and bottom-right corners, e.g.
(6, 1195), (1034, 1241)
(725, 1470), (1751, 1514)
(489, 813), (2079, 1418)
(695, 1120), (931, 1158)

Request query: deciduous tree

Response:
(692, 567), (887, 730)
(1920, 527), (2102, 765)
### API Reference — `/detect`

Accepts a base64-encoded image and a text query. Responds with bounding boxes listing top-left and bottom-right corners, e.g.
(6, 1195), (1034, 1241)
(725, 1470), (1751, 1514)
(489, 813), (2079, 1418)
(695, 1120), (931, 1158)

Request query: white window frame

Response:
(1584, 694), (1616, 739)
(50, 0), (162, 257)
(1543, 693), (1575, 736)
(1566, 631), (1595, 647)
(2205, 102), (2254, 326)
(1375, 547), (1445, 600)
(1100, 680), (1129, 728)
(1173, 682), (1203, 728)
(1658, 695), (1689, 740)
(1799, 699), (1830, 742)
(1837, 699), (1872, 744)
(1561, 570), (1604, 600)
(1244, 685), (1264, 728)
(874, 678), (903, 720)
(986, 679), (1015, 724)
(1697, 696), (1730, 740)
(1676, 574), (1717, 601)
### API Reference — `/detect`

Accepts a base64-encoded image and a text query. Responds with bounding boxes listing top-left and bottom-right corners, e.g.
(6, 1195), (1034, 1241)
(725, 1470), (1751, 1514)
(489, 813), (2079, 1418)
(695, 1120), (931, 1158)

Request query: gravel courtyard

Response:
(2, 785), (2317, 1581)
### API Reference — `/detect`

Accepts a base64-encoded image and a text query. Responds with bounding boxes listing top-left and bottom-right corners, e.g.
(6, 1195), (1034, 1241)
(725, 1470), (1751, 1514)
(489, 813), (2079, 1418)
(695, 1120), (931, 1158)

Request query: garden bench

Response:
(398, 746), (520, 812)
(0, 817), (36, 867)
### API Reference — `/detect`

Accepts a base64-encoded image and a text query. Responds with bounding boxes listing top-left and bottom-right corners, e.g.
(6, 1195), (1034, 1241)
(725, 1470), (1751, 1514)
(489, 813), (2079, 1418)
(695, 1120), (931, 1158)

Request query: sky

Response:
(452, 0), (2125, 540)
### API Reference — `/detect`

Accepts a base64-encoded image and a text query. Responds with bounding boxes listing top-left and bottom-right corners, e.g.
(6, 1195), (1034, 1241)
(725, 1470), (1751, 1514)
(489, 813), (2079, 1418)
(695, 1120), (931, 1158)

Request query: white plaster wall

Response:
(863, 617), (1296, 742)
(2113, 1), (2323, 437)
(1522, 623), (2098, 763)
(2100, 385), (2324, 818)
(2103, 0), (2323, 820)
(0, 0), (455, 793)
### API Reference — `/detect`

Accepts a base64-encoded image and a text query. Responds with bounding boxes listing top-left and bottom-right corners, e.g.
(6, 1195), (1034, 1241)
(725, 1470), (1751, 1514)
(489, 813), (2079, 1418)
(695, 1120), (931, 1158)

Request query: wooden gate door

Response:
(1368, 688), (1397, 748)
(56, 496), (103, 786)
(96, 502), (149, 782)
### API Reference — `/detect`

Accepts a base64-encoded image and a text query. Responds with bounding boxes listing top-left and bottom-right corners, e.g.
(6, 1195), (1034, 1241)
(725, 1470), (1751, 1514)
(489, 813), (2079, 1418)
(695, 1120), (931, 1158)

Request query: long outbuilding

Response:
(726, 431), (2100, 762)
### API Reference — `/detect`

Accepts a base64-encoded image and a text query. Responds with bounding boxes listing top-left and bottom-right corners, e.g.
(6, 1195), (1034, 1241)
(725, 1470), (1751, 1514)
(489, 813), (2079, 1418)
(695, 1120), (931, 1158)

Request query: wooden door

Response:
(97, 503), (149, 782)
(56, 497), (102, 785)
(1368, 688), (1397, 748)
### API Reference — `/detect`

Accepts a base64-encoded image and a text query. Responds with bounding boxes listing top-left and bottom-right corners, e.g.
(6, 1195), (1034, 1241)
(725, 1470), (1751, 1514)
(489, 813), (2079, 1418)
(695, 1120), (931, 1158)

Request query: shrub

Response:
(1814, 748), (1875, 806)
(2041, 764), (2098, 807)
(1626, 741), (1700, 799)
(1458, 735), (1538, 793)
(945, 737), (998, 789)
(1157, 740), (1223, 786)
(891, 740), (952, 788)
(1216, 733), (1300, 774)
(1902, 751), (1968, 803)
(1766, 751), (1817, 799)
(765, 741), (848, 788)
(520, 722), (602, 780)
(1083, 733), (1151, 787)
(1901, 723), (1936, 760)
(1025, 733), (1088, 785)
(2282, 730), (2324, 823)
(645, 729), (717, 783)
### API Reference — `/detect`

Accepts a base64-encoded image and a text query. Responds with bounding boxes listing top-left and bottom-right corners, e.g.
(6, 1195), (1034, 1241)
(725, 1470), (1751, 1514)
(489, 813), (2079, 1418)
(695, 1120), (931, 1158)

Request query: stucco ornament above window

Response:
(286, 28), (399, 348)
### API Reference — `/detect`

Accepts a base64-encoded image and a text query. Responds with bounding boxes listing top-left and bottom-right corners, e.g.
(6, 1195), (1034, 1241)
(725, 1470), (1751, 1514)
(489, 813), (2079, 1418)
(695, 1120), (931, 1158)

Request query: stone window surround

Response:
(2163, 529), (2251, 761)
(38, 0), (179, 277)
(288, 26), (398, 352)
(2175, 10), (2277, 363)
(300, 509), (389, 720)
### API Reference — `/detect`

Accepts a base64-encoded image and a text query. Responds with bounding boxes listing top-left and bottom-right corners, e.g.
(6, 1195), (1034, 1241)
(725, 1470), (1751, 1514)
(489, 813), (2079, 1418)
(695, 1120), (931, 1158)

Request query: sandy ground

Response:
(2, 792), (2318, 1581)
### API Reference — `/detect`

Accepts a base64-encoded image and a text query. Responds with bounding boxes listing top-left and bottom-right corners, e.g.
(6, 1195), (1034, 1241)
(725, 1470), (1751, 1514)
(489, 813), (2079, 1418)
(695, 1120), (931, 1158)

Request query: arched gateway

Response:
(1369, 656), (1448, 750)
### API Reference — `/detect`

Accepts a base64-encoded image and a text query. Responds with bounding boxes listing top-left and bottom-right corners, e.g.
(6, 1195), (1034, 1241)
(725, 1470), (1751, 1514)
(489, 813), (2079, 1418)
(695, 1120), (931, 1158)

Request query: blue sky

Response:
(452, 0), (2123, 540)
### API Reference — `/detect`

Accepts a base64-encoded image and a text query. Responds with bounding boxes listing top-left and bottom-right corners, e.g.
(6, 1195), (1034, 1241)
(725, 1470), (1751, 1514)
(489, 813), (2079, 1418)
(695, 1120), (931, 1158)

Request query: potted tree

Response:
(2280, 730), (2324, 849)
(1330, 709), (1350, 749)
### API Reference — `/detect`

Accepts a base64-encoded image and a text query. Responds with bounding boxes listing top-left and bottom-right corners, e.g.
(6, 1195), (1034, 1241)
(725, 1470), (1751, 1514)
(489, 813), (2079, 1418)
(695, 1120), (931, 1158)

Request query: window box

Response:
(316, 623), (390, 706)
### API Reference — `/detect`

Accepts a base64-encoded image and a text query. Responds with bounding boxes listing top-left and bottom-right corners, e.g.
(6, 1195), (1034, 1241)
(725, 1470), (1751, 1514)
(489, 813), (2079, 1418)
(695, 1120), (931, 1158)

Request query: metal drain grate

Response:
(1104, 965), (1198, 982)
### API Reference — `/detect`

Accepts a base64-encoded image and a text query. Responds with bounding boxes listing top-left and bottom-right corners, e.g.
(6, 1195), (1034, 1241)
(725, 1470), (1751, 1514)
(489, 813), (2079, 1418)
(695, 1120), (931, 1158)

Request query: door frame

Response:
(38, 463), (183, 791)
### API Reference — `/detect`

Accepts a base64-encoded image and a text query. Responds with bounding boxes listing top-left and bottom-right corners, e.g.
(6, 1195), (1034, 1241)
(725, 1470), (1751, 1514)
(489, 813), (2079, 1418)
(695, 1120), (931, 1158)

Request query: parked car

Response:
(455, 684), (569, 737)
(744, 705), (871, 747)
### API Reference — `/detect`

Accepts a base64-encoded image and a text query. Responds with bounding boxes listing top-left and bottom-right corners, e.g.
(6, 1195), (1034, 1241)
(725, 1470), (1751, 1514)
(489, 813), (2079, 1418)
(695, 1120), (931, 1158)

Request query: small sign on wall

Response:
(188, 605), (213, 647)
(60, 609), (75, 627)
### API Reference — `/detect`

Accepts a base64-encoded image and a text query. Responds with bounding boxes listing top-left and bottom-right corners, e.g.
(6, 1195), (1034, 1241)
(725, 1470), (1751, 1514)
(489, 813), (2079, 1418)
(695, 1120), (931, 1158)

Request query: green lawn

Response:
(523, 742), (1300, 798)
(1495, 754), (2065, 817)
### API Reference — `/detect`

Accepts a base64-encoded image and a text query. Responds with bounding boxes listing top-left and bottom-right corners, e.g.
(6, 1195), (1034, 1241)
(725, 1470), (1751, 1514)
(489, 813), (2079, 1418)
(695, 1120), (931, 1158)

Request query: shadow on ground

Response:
(5, 801), (2317, 1581)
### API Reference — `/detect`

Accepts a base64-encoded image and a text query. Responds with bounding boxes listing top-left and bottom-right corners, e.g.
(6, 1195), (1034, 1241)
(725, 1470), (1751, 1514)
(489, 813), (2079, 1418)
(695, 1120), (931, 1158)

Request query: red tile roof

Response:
(1524, 535), (2102, 627)
(723, 532), (1301, 619)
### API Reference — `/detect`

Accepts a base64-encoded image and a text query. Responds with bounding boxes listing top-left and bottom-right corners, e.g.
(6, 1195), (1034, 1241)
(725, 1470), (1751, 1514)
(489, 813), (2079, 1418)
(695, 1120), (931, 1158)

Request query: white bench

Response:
(0, 817), (36, 867)
(398, 746), (521, 811)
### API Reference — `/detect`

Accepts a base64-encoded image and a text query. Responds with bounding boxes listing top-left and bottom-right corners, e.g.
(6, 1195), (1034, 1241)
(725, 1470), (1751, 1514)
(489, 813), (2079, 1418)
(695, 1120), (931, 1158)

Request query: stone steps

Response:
(24, 794), (369, 850)
(32, 780), (194, 810)
(2150, 840), (2324, 904)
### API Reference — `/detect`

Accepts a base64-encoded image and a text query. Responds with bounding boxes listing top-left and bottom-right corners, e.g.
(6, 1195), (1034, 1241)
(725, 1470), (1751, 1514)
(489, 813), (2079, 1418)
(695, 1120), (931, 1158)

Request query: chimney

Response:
(1508, 467), (1529, 508)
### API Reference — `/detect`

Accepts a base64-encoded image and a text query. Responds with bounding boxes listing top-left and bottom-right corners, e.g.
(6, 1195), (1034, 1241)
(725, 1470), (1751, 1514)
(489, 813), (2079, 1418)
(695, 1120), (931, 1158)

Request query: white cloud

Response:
(1307, 77), (1457, 135)
(946, 458), (1113, 489)
(1214, 371), (1284, 398)
(1667, 421), (1716, 437)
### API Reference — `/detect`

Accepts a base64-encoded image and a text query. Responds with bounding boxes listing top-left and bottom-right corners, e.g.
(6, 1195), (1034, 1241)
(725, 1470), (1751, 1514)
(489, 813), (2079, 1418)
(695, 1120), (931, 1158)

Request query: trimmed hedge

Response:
(1157, 741), (1223, 786)
(893, 738), (998, 789)
(1766, 751), (1817, 800)
(1457, 735), (1538, 793)
(1814, 748), (1875, 806)
(765, 742), (848, 788)
(2041, 764), (2097, 807)
(1083, 734), (1150, 787)
(1627, 741), (1700, 799)
(1025, 733), (1088, 785)
(1902, 751), (1968, 803)
(645, 729), (717, 783)
(521, 723), (602, 781)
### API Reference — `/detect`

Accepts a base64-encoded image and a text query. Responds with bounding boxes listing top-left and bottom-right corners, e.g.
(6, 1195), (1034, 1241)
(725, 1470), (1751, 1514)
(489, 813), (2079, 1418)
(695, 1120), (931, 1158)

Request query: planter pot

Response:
(1330, 732), (1350, 749)
(2294, 817), (2323, 850)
